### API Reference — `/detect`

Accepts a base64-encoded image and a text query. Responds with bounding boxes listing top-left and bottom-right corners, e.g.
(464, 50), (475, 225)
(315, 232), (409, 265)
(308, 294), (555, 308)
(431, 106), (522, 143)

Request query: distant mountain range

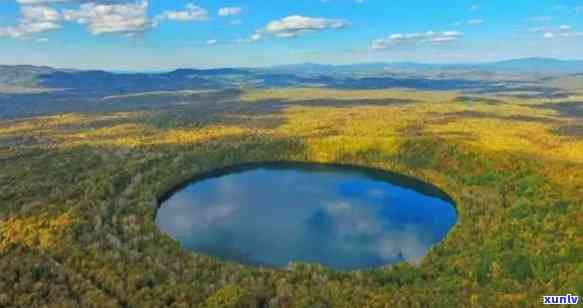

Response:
(3, 57), (583, 80)
(478, 58), (583, 73)
(271, 58), (583, 75)
(1, 57), (581, 97)
(2, 57), (581, 119)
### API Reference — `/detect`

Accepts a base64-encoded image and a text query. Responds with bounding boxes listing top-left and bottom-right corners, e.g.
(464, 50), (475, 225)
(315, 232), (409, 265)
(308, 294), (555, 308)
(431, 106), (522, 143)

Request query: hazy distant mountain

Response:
(167, 68), (257, 77)
(0, 65), (57, 87)
(271, 62), (391, 75)
(2, 57), (581, 96)
(39, 70), (225, 94)
(480, 58), (583, 73)
(271, 58), (583, 75)
(2, 58), (578, 119)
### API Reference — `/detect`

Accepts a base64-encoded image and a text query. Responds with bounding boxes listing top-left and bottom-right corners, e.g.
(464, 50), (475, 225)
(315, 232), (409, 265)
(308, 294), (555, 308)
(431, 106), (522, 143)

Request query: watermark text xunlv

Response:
(543, 294), (579, 305)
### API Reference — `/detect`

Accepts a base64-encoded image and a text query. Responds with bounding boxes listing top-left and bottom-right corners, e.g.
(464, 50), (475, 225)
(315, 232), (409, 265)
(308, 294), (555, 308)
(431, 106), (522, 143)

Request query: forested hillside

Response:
(1, 88), (581, 307)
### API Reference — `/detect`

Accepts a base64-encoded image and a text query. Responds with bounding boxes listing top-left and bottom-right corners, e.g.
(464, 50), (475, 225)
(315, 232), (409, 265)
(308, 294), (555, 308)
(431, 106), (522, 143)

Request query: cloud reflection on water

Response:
(156, 166), (456, 270)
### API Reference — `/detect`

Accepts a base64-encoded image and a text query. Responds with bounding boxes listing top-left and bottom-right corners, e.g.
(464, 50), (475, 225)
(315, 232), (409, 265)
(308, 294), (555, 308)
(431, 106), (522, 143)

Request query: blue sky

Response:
(1, 0), (583, 70)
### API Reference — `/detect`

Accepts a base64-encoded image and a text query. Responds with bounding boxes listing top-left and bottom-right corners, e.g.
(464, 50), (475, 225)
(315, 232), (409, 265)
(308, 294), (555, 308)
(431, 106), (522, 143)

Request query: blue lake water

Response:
(155, 163), (457, 270)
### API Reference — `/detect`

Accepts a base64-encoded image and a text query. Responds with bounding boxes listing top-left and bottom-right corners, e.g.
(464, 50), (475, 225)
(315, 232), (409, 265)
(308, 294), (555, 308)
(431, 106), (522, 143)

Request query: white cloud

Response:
(371, 30), (462, 49)
(239, 15), (346, 42)
(157, 3), (208, 22)
(251, 33), (262, 41)
(21, 5), (60, 22)
(263, 15), (347, 38)
(250, 33), (262, 41)
(63, 1), (154, 35)
(0, 28), (18, 38)
(532, 24), (581, 39)
(206, 39), (217, 45)
(218, 7), (242, 17)
(0, 5), (61, 39)
(546, 31), (581, 39)
(467, 19), (484, 25)
(238, 33), (262, 43)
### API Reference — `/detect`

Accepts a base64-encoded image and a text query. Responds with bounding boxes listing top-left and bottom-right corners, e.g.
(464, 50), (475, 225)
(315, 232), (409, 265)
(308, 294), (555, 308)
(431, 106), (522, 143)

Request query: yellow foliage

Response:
(241, 87), (459, 103)
(1, 87), (582, 307)
(0, 212), (76, 252)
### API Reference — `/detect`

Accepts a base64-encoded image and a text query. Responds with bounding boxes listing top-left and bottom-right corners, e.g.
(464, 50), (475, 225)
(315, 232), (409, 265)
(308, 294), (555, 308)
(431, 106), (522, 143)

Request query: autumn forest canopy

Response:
(1, 0), (583, 307)
(1, 62), (582, 306)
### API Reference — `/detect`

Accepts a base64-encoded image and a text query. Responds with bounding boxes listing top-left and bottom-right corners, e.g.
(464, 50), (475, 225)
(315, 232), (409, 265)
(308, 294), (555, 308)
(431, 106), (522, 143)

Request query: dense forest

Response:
(0, 87), (582, 307)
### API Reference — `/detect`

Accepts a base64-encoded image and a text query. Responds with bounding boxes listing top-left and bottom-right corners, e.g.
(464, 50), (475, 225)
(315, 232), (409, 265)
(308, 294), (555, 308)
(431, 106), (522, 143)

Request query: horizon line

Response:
(2, 56), (583, 73)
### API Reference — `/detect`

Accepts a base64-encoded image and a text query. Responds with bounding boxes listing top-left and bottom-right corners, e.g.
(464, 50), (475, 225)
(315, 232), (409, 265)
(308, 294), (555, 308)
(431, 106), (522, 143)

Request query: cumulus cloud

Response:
(157, 3), (208, 22)
(238, 15), (346, 43)
(21, 5), (60, 22)
(262, 15), (347, 38)
(371, 31), (462, 49)
(250, 33), (262, 41)
(0, 5), (61, 38)
(237, 33), (262, 43)
(530, 25), (573, 33)
(531, 24), (582, 39)
(63, 1), (154, 35)
(218, 7), (242, 17)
